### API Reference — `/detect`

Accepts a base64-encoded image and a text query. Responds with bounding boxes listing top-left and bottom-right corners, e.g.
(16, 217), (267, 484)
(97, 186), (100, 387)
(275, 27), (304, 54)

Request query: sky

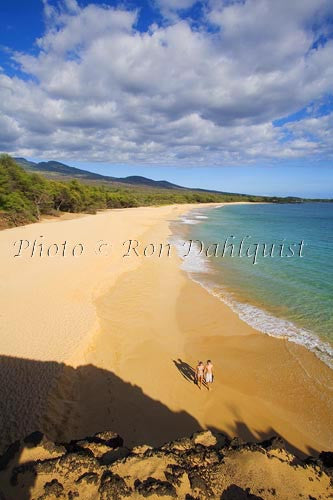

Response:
(0, 0), (333, 197)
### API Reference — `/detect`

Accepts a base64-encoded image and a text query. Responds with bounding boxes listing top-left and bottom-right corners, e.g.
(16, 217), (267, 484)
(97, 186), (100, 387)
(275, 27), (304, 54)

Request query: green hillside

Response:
(2, 154), (326, 230)
(13, 157), (236, 193)
(0, 155), (270, 228)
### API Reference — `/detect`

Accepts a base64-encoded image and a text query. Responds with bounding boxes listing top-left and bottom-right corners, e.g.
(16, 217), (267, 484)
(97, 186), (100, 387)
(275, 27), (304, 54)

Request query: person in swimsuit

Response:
(204, 360), (214, 390)
(195, 361), (204, 389)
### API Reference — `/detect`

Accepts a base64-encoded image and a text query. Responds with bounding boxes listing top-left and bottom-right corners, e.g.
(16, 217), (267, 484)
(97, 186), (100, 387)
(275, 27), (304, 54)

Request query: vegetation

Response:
(0, 155), (244, 227)
(0, 155), (329, 229)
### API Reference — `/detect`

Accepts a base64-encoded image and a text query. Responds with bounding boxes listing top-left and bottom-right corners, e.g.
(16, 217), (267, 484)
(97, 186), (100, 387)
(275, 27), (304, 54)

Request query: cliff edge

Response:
(0, 430), (332, 500)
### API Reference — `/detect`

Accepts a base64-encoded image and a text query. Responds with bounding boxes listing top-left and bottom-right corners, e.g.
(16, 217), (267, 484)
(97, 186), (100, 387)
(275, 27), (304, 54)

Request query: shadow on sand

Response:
(0, 355), (321, 499)
(173, 358), (319, 459)
(173, 358), (196, 383)
(0, 354), (203, 499)
(173, 358), (209, 390)
(0, 355), (202, 453)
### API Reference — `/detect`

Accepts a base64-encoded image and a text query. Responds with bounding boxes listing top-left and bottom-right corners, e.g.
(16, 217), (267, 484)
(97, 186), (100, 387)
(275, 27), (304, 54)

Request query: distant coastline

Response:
(1, 155), (331, 231)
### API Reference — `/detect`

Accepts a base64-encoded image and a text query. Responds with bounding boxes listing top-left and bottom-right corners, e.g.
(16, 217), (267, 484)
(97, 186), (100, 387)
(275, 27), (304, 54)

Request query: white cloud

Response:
(0, 0), (332, 165)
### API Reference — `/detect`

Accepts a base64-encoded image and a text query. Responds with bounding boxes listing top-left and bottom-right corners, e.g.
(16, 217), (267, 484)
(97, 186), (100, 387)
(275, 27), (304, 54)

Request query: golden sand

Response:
(0, 203), (332, 457)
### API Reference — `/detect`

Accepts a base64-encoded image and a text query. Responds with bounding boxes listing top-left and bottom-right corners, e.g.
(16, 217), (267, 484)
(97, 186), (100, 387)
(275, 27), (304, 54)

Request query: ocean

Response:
(173, 202), (333, 368)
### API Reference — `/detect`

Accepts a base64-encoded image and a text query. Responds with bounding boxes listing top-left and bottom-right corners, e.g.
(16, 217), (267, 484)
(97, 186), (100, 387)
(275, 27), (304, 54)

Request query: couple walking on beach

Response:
(195, 360), (214, 390)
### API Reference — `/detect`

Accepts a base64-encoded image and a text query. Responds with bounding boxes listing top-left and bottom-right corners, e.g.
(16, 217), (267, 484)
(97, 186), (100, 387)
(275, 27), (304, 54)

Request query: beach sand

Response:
(0, 203), (332, 457)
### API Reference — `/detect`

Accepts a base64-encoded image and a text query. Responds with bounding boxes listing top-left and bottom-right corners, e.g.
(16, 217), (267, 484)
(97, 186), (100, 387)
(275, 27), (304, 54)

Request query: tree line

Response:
(0, 154), (298, 229)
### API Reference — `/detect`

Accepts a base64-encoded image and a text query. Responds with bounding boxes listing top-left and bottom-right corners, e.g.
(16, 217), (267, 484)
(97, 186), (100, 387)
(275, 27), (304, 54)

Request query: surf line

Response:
(182, 237), (305, 265)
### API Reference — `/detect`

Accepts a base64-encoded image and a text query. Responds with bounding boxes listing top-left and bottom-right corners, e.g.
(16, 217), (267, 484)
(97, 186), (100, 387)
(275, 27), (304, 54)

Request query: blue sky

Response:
(1, 0), (333, 197)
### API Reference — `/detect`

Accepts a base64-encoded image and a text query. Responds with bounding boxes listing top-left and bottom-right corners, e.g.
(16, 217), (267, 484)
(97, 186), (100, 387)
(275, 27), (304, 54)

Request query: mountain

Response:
(15, 158), (117, 182)
(14, 157), (324, 202)
(117, 175), (185, 190)
(14, 157), (245, 195)
(14, 157), (195, 191)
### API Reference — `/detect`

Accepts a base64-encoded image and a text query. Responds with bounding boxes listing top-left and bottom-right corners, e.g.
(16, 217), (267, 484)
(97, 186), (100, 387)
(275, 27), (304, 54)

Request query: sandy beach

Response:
(0, 203), (332, 457)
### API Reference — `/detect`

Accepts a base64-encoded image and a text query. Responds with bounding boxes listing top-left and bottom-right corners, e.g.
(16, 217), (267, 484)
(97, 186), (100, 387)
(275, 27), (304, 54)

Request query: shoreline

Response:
(0, 203), (224, 451)
(0, 202), (332, 456)
(79, 204), (332, 455)
(173, 204), (333, 370)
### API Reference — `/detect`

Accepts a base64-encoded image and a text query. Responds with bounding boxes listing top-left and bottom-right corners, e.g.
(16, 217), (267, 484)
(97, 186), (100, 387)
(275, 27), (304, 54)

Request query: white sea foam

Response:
(212, 287), (333, 370)
(201, 278), (333, 369)
(172, 237), (211, 274)
(179, 207), (212, 224)
(179, 216), (200, 225)
(171, 233), (333, 370)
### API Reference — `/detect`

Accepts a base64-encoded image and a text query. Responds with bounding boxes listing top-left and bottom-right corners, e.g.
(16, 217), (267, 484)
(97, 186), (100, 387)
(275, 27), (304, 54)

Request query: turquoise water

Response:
(175, 203), (333, 368)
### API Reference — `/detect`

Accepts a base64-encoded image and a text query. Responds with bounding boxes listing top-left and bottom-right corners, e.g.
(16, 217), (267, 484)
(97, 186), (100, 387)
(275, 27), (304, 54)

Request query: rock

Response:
(165, 437), (193, 452)
(134, 477), (177, 497)
(319, 451), (333, 470)
(230, 436), (247, 449)
(36, 459), (59, 474)
(67, 491), (79, 500)
(132, 444), (153, 455)
(164, 464), (187, 487)
(24, 432), (66, 456)
(99, 470), (132, 500)
(260, 436), (286, 451)
(42, 479), (65, 498)
(100, 446), (130, 465)
(188, 471), (212, 496)
(192, 430), (217, 448)
(63, 432), (123, 457)
(76, 471), (99, 484)
(94, 431), (123, 448)
(76, 440), (114, 458)
(23, 431), (45, 446)
(0, 433), (65, 474)
(0, 431), (332, 500)
(220, 484), (264, 499)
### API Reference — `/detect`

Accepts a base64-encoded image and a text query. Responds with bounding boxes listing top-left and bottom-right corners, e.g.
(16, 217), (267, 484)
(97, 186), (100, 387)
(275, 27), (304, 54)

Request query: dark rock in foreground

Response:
(0, 430), (332, 499)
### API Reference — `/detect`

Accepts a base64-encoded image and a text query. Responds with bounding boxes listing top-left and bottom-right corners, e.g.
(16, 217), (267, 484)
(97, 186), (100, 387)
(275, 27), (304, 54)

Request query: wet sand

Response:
(0, 203), (332, 456)
(82, 207), (333, 456)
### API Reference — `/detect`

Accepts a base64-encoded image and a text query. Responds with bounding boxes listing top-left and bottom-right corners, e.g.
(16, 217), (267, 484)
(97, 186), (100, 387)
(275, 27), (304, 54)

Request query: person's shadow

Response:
(173, 358), (211, 389)
(173, 359), (210, 390)
(173, 358), (196, 383)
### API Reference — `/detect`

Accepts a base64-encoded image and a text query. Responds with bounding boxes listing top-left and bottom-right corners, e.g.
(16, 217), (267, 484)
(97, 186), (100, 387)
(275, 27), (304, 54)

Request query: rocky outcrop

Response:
(0, 430), (332, 500)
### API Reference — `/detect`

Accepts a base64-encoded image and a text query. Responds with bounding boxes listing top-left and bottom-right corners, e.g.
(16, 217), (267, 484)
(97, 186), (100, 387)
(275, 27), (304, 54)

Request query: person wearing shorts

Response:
(204, 360), (214, 389)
